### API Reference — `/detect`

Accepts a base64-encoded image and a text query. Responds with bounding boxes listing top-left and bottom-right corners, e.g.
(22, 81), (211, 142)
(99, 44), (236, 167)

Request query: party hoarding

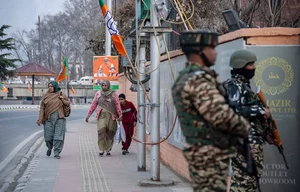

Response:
(248, 46), (300, 192)
(93, 56), (119, 90)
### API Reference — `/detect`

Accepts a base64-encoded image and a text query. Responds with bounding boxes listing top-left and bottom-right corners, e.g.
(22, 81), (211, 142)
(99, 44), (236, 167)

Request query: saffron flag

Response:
(57, 57), (69, 82)
(0, 82), (8, 93)
(27, 83), (31, 91)
(71, 86), (75, 95)
(98, 0), (127, 57)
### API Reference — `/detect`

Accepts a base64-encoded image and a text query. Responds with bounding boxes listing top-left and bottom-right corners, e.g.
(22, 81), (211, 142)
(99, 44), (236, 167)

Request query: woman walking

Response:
(37, 81), (70, 159)
(85, 80), (122, 156)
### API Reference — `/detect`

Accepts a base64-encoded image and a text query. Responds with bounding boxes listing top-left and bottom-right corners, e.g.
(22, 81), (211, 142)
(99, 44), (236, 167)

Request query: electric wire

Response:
(122, 0), (197, 145)
(129, 0), (190, 145)
(173, 0), (189, 30)
(174, 0), (194, 29)
(162, 0), (195, 25)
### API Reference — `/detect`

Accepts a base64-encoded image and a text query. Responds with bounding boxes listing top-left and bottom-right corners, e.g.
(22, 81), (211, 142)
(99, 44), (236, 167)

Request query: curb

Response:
(13, 137), (45, 192)
(0, 104), (89, 111)
(0, 136), (44, 192)
(139, 179), (175, 187)
(0, 106), (40, 111)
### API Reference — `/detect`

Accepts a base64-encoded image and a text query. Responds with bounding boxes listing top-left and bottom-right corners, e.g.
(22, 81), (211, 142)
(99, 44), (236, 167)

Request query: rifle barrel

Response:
(278, 146), (289, 169)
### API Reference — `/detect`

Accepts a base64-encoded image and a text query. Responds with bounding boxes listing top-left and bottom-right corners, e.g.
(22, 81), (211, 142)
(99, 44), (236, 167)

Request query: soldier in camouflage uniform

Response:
(171, 29), (251, 192)
(223, 50), (271, 191)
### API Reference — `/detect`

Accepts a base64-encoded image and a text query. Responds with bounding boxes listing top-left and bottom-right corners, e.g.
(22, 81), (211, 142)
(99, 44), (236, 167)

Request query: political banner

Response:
(93, 56), (119, 90)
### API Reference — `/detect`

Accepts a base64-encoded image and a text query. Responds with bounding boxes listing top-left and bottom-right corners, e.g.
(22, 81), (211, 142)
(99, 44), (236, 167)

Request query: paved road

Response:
(0, 107), (90, 163)
(0, 109), (40, 163)
(0, 106), (91, 189)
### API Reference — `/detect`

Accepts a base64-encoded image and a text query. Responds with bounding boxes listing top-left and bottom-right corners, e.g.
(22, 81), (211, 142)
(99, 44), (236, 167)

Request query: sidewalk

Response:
(15, 119), (192, 192)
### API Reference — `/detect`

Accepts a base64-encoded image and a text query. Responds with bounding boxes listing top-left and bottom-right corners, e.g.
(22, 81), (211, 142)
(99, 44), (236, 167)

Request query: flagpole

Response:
(105, 0), (112, 56)
(32, 75), (35, 105)
(67, 75), (70, 99)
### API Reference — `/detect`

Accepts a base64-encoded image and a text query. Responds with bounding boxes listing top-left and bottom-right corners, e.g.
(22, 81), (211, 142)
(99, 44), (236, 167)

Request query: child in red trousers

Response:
(118, 94), (137, 155)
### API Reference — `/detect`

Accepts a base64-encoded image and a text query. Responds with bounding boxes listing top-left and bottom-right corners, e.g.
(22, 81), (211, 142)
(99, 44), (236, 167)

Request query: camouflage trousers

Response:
(230, 144), (263, 192)
(183, 144), (236, 192)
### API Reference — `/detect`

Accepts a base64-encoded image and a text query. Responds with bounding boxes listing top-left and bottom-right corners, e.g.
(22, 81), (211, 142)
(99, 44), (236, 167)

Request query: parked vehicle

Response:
(25, 78), (41, 84)
(78, 76), (93, 85)
(69, 80), (80, 85)
(7, 78), (23, 84)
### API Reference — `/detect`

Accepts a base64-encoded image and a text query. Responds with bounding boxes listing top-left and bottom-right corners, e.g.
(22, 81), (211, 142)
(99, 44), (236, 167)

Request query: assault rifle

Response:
(256, 87), (289, 169)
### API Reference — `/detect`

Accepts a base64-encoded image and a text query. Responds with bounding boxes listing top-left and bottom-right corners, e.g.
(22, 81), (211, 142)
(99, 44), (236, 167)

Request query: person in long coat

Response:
(37, 81), (70, 159)
(85, 80), (122, 156)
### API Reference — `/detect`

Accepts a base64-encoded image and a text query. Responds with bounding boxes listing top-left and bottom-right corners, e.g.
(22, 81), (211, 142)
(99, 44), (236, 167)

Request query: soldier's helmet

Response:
(230, 50), (257, 69)
(180, 29), (219, 53)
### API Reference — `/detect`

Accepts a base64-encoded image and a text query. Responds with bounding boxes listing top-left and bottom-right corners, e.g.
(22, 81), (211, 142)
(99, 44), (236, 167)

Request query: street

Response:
(0, 106), (90, 190)
(0, 109), (40, 163)
(0, 106), (192, 192)
(0, 107), (89, 163)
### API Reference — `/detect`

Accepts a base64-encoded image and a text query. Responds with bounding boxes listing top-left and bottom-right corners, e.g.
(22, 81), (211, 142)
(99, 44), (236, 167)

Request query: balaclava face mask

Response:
(234, 68), (256, 79)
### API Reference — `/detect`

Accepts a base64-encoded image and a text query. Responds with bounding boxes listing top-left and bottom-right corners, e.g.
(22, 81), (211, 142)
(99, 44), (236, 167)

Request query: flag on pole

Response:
(27, 83), (31, 91)
(57, 57), (69, 82)
(98, 0), (127, 57)
(71, 86), (75, 95)
(0, 82), (8, 93)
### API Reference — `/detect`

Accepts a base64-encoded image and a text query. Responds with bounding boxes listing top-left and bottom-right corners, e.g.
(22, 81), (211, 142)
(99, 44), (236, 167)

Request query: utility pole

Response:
(105, 0), (112, 56)
(135, 0), (146, 171)
(150, 1), (160, 181)
(137, 42), (147, 171)
(136, 0), (146, 171)
(38, 16), (41, 64)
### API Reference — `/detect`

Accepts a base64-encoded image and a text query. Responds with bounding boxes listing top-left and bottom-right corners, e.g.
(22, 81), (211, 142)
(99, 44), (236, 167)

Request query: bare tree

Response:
(11, 0), (298, 79)
(13, 30), (36, 62)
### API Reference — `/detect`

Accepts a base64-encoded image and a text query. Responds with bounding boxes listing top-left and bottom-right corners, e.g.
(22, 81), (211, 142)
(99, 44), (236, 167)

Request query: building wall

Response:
(117, 73), (137, 106)
(117, 57), (191, 180)
(111, 27), (300, 183)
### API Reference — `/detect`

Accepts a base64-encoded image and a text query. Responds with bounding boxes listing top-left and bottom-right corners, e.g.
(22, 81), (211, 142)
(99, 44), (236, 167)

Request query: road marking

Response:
(0, 118), (83, 173)
(0, 130), (43, 172)
(0, 136), (44, 192)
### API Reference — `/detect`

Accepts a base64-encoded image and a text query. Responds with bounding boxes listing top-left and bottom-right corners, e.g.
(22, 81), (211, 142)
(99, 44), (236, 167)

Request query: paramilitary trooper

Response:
(223, 50), (271, 191)
(171, 29), (251, 192)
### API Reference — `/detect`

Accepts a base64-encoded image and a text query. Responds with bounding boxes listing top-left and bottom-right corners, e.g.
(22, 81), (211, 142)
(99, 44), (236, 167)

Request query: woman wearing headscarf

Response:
(85, 80), (122, 156)
(37, 81), (70, 159)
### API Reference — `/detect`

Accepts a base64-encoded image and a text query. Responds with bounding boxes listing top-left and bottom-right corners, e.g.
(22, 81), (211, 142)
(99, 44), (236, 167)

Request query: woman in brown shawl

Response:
(37, 81), (70, 159)
(85, 80), (122, 156)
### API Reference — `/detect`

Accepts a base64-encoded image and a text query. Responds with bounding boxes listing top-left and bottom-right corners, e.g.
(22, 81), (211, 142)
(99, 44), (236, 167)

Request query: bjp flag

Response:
(27, 83), (31, 91)
(0, 83), (8, 93)
(57, 57), (69, 82)
(71, 86), (75, 95)
(98, 0), (127, 57)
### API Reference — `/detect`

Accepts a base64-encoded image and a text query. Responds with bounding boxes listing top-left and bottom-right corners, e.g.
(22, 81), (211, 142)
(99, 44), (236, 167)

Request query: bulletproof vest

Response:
(242, 83), (267, 138)
(223, 77), (266, 143)
(172, 64), (238, 148)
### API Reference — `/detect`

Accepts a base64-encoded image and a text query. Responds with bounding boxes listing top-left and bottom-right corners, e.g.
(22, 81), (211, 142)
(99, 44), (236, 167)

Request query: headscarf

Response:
(101, 80), (114, 97)
(48, 81), (61, 93)
(40, 81), (63, 121)
(98, 80), (118, 117)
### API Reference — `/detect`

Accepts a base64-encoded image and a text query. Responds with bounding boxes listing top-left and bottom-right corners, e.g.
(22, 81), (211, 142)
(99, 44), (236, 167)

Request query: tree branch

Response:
(241, 0), (259, 22)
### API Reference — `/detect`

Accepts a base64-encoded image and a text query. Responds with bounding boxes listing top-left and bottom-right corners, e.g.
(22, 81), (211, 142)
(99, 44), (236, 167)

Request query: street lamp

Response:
(222, 9), (247, 32)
